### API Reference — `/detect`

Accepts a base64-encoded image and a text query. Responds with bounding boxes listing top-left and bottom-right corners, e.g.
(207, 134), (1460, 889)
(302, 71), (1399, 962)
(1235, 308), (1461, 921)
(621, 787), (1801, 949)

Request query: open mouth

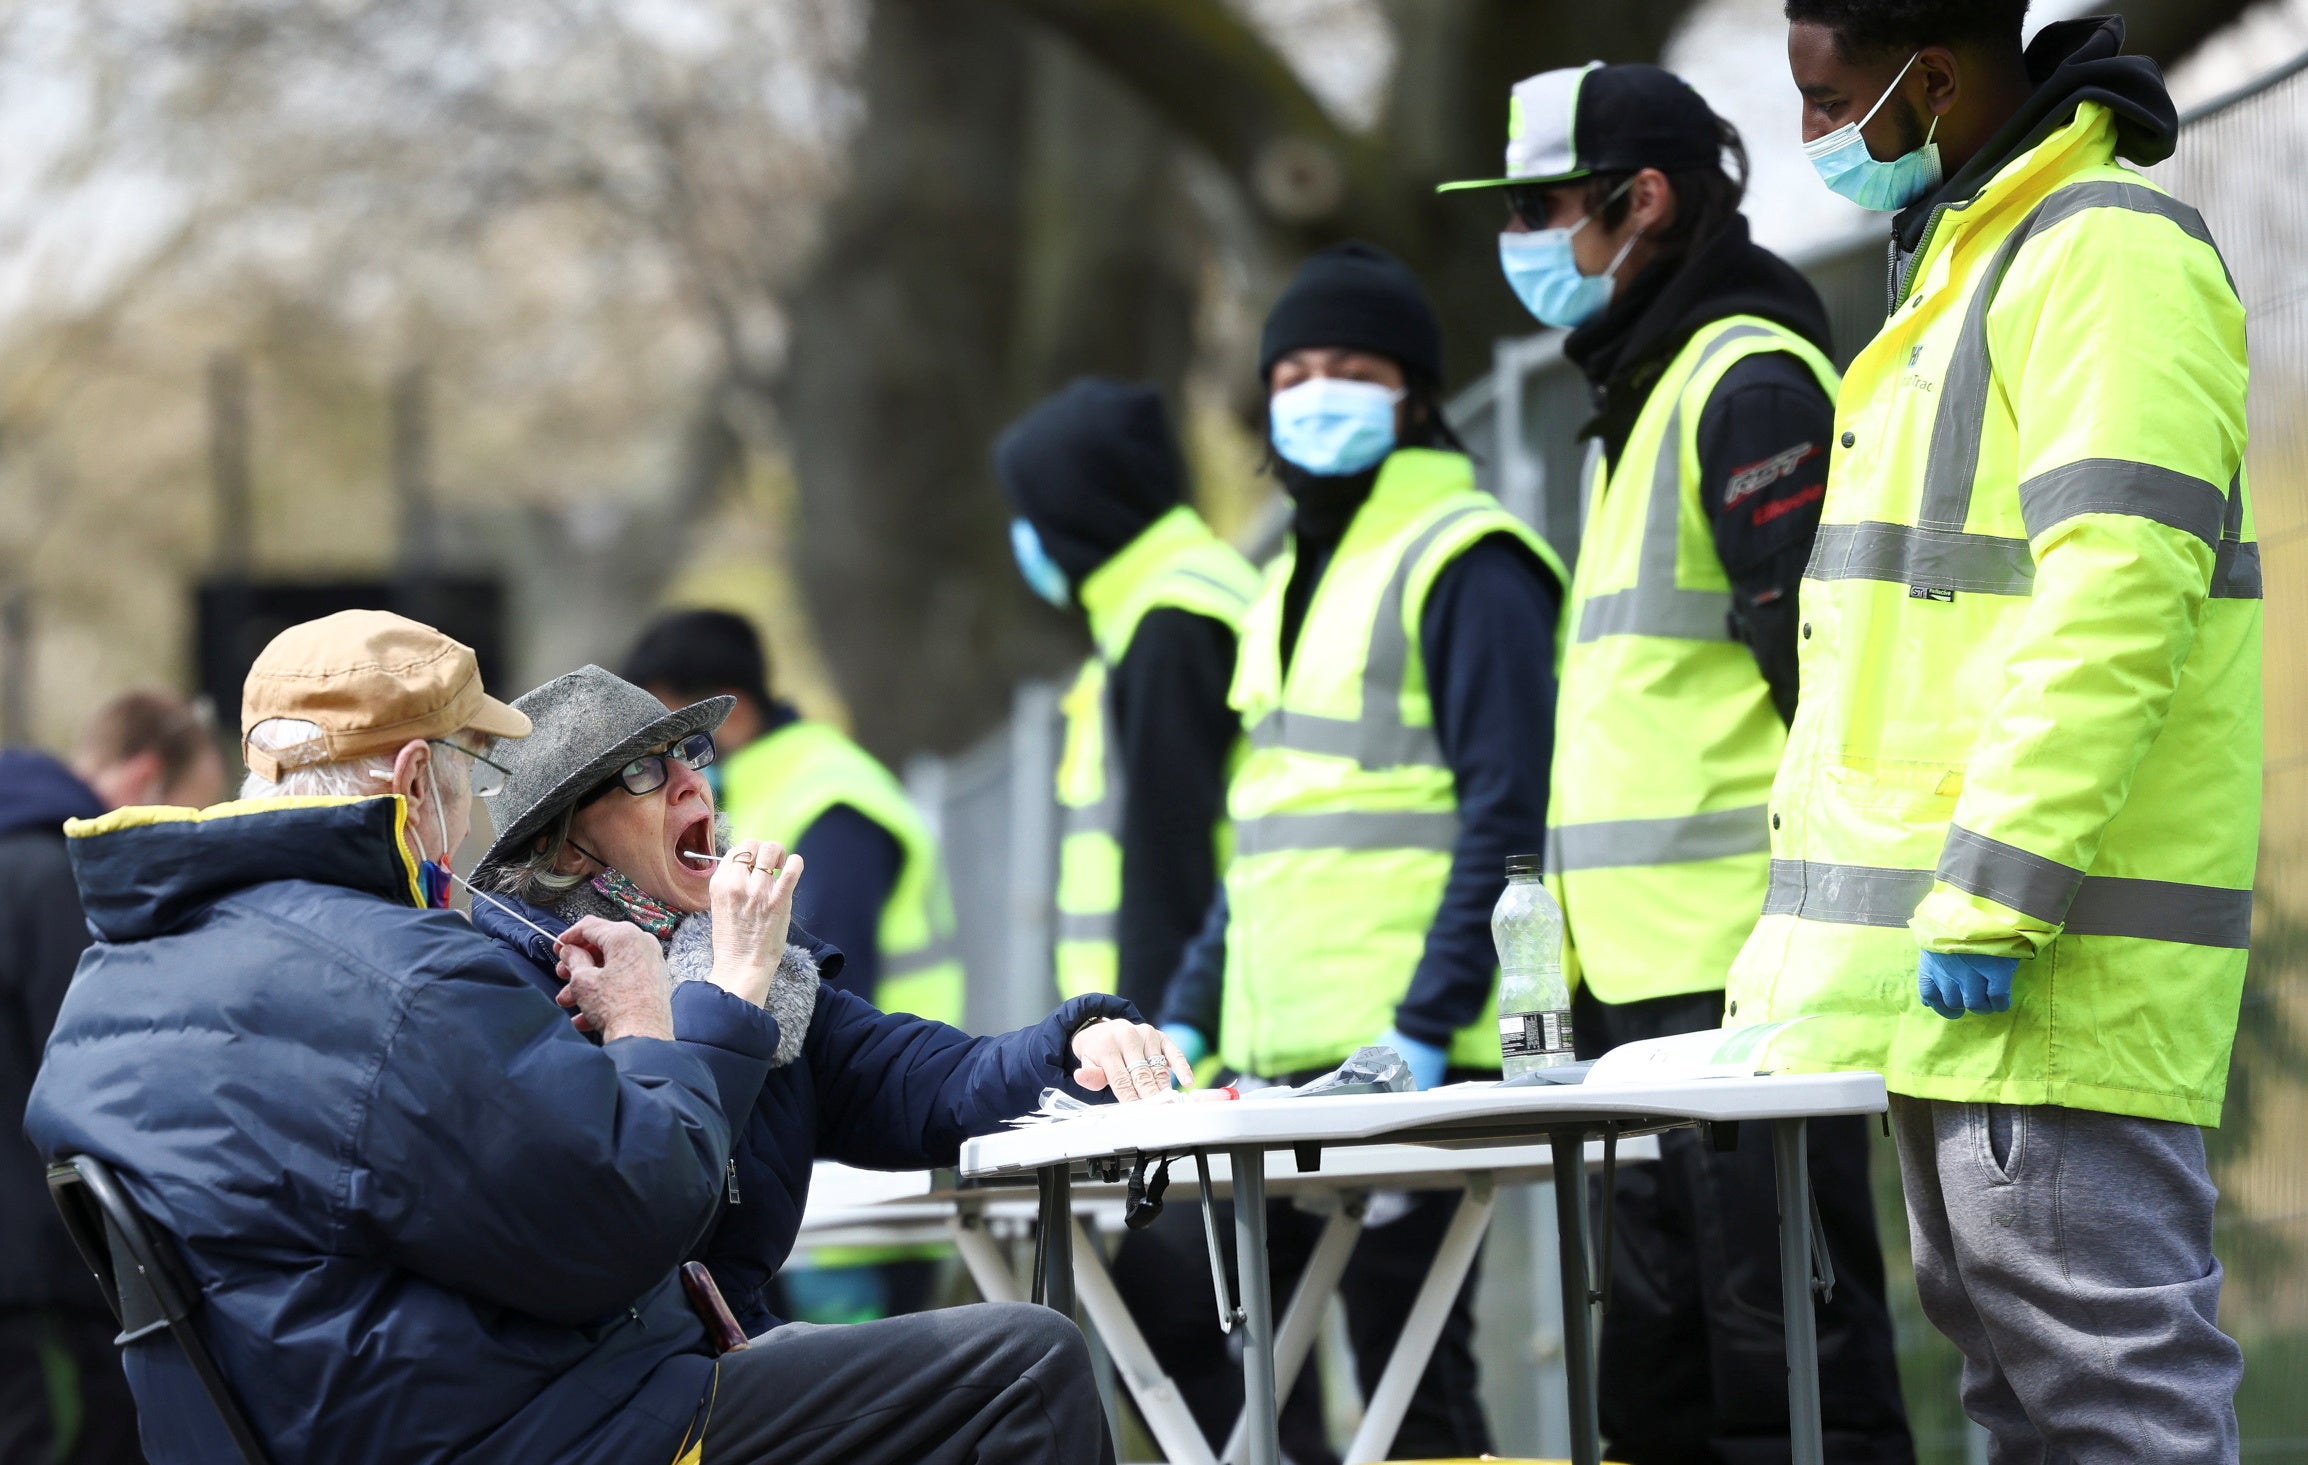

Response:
(673, 816), (715, 870)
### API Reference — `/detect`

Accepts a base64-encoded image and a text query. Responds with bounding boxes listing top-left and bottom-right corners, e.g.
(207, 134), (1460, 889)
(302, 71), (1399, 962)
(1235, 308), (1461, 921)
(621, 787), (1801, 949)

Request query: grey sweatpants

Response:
(695, 1301), (1113, 1464)
(1890, 1096), (2243, 1465)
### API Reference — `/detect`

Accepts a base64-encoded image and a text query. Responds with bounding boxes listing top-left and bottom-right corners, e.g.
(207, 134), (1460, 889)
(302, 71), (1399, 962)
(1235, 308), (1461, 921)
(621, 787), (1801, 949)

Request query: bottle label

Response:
(1499, 1008), (1574, 1059)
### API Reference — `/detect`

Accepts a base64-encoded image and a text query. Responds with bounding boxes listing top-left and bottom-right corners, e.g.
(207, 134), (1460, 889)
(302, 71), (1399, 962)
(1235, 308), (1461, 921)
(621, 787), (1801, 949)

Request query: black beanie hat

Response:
(622, 609), (773, 710)
(1258, 243), (1445, 388)
(995, 378), (1186, 584)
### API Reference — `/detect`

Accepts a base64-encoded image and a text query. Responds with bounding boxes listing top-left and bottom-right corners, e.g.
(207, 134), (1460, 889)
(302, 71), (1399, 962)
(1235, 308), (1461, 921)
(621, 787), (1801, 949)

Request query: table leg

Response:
(947, 1210), (1025, 1304)
(1774, 1117), (1824, 1465)
(1550, 1129), (1600, 1465)
(1037, 1164), (1074, 1316)
(1071, 1218), (1219, 1465)
(1229, 1144), (1281, 1465)
(1223, 1198), (1364, 1465)
(1343, 1175), (1497, 1465)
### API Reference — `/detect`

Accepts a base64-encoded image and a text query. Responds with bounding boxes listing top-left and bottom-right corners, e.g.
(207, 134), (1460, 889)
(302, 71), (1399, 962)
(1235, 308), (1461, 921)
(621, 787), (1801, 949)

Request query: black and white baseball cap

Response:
(1438, 62), (1725, 194)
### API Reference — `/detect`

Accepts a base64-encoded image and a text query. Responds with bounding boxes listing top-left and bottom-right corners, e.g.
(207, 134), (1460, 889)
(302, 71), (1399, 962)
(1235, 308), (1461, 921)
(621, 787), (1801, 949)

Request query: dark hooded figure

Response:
(997, 378), (1254, 1021)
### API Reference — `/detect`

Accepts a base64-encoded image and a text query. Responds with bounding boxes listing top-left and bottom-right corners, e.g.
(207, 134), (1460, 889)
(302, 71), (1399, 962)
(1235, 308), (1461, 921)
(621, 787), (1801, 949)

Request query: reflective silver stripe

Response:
(1054, 910), (1118, 945)
(1806, 521), (2035, 596)
(1574, 326), (1777, 644)
(1762, 859), (1934, 927)
(883, 933), (963, 977)
(1767, 857), (2252, 947)
(2063, 876), (2251, 949)
(1250, 505), (1490, 769)
(1918, 180), (2234, 552)
(1247, 708), (1439, 767)
(1546, 805), (1771, 872)
(1936, 826), (2083, 924)
(1575, 586), (1730, 641)
(2017, 458), (2228, 547)
(1234, 808), (1461, 857)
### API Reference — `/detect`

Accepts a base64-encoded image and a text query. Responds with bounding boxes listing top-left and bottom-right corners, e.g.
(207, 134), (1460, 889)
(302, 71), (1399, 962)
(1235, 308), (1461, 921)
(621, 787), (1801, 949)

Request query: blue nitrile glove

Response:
(1375, 1028), (1449, 1091)
(1918, 951), (2019, 1019)
(1160, 1023), (1209, 1068)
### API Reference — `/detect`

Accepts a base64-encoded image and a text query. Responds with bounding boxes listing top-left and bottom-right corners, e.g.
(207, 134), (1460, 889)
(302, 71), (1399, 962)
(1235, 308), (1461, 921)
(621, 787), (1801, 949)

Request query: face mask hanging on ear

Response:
(417, 759), (456, 910)
(1803, 51), (1942, 212)
(1010, 519), (1071, 609)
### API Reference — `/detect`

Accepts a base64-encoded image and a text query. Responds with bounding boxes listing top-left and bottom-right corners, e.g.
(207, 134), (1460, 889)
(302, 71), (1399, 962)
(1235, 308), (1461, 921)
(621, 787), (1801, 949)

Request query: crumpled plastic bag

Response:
(1291, 1044), (1416, 1098)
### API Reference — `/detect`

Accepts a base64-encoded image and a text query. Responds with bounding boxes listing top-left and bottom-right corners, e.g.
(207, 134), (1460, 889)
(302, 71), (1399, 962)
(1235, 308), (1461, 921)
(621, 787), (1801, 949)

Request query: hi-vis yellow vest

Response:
(720, 721), (965, 1025)
(1549, 317), (1838, 1005)
(1222, 449), (1567, 1077)
(1726, 102), (2259, 1126)
(1055, 507), (1257, 1000)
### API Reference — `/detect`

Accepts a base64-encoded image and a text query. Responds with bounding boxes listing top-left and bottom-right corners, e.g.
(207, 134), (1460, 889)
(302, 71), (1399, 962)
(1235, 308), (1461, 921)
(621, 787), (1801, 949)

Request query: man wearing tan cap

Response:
(18, 613), (1128, 1465)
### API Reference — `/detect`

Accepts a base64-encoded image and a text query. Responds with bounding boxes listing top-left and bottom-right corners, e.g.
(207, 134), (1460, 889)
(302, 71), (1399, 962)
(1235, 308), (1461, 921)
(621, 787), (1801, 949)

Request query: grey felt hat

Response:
(475, 664), (731, 875)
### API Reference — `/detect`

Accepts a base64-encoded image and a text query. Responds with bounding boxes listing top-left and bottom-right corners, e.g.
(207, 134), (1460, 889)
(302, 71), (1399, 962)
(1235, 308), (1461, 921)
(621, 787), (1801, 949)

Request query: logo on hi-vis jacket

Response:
(1901, 343), (1936, 394)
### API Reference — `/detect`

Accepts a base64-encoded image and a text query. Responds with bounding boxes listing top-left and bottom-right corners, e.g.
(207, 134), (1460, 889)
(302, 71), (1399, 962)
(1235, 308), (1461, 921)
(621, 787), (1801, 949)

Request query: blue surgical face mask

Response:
(1803, 52), (1941, 212)
(1268, 376), (1402, 477)
(1497, 179), (1641, 329)
(1009, 518), (1071, 608)
(417, 761), (456, 909)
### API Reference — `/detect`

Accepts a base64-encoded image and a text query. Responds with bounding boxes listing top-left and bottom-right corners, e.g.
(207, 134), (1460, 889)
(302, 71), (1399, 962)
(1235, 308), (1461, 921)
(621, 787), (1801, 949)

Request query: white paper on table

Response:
(1582, 1017), (1816, 1086)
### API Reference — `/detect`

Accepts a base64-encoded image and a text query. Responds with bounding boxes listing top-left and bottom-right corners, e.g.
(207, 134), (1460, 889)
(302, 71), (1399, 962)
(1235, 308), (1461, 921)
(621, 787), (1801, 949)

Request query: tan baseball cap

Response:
(239, 610), (531, 781)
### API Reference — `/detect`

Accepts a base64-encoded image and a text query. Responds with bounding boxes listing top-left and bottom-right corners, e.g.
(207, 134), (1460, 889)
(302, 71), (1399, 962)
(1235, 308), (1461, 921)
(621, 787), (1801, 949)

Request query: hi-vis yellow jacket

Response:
(1726, 101), (2259, 1126)
(721, 721), (965, 1025)
(1054, 507), (1257, 999)
(1549, 315), (1838, 1004)
(1221, 449), (1567, 1076)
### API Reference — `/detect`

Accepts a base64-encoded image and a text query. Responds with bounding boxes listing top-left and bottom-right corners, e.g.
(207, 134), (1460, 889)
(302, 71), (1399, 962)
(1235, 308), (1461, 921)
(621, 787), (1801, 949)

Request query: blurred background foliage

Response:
(0, 0), (2266, 760)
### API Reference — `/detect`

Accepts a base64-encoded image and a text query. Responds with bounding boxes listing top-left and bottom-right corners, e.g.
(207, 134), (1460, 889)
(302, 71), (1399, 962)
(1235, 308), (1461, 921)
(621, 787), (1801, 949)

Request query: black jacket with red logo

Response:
(1565, 214), (1837, 723)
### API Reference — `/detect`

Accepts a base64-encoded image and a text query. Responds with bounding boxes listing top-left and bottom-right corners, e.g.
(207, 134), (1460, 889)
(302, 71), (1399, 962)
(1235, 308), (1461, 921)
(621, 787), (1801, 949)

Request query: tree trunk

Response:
(781, 0), (1202, 763)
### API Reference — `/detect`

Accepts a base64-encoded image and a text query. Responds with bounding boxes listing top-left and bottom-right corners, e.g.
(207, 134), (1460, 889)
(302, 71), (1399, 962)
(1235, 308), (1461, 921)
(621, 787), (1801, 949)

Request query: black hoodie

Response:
(995, 381), (1241, 1017)
(1564, 213), (1840, 723)
(1891, 16), (2177, 289)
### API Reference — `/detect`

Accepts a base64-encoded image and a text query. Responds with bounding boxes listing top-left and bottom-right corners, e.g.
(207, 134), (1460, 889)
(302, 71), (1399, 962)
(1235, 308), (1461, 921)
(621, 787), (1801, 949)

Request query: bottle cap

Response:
(1505, 852), (1544, 878)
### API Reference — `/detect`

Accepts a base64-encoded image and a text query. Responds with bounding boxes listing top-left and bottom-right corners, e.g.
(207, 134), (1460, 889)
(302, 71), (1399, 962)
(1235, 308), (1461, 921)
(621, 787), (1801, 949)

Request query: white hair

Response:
(240, 719), (398, 800)
(241, 719), (476, 801)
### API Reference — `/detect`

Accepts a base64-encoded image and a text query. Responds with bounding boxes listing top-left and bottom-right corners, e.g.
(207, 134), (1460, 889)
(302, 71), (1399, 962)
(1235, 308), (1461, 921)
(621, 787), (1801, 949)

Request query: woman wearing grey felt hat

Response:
(473, 662), (788, 1001)
(463, 664), (1195, 1460)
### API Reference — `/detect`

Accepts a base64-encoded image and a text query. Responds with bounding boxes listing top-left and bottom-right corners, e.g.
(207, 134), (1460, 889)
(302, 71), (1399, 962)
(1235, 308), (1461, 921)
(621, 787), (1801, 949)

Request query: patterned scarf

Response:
(588, 867), (680, 938)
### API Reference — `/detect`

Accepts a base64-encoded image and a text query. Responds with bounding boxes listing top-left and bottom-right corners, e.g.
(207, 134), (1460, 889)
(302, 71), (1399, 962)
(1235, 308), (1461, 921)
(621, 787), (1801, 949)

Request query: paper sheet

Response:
(1582, 1017), (1817, 1086)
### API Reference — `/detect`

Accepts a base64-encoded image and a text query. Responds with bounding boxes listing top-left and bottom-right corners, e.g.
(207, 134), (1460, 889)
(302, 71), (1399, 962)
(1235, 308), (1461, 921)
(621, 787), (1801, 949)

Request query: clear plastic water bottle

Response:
(1493, 853), (1573, 1076)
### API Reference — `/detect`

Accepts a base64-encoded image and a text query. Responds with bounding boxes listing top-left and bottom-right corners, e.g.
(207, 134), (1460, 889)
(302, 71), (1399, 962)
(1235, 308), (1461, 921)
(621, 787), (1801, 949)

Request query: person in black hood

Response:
(1442, 62), (1913, 1465)
(1158, 243), (1565, 1464)
(997, 379), (1252, 1022)
(2, 690), (219, 1465)
(994, 381), (1264, 1458)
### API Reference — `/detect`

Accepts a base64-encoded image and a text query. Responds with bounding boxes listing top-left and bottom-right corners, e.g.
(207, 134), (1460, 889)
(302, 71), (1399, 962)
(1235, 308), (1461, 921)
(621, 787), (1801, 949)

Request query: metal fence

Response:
(910, 47), (2308, 1461)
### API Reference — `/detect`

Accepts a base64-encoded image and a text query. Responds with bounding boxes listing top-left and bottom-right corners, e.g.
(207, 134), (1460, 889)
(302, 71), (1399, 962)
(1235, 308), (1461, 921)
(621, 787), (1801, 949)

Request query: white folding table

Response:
(798, 1137), (1652, 1465)
(959, 1073), (1889, 1465)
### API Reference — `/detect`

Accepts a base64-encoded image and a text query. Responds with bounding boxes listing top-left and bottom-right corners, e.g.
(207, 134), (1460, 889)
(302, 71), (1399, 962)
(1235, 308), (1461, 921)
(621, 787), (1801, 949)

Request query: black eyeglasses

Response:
(580, 732), (717, 806)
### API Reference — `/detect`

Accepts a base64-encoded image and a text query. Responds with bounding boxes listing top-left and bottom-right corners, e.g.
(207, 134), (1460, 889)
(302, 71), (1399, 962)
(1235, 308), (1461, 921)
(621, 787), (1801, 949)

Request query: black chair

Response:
(46, 1155), (273, 1465)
